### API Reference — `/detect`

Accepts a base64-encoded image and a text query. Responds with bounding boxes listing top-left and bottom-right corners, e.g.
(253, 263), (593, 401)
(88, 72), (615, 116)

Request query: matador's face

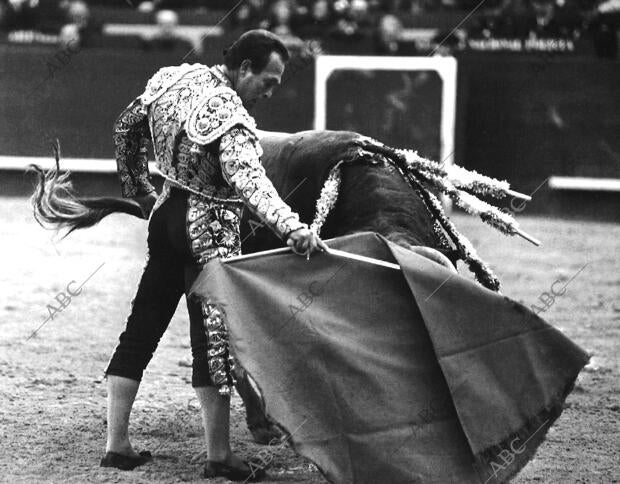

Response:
(235, 51), (285, 109)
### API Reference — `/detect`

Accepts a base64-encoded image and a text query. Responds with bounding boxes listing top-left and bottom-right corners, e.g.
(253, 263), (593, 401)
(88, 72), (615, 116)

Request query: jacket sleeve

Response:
(113, 98), (155, 198)
(219, 126), (307, 240)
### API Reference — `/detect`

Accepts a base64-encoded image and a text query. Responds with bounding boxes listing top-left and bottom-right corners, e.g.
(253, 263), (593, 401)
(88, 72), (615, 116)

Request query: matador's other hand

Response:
(286, 228), (329, 258)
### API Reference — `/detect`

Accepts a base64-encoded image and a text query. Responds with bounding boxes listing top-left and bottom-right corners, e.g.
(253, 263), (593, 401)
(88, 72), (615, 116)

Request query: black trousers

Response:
(105, 188), (218, 387)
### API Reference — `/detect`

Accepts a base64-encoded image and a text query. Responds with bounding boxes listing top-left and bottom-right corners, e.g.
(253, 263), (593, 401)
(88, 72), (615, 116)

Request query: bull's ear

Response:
(240, 59), (252, 75)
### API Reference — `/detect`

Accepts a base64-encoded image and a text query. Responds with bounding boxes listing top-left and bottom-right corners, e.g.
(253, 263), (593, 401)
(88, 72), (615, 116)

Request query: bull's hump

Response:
(258, 129), (363, 147)
(258, 130), (367, 182)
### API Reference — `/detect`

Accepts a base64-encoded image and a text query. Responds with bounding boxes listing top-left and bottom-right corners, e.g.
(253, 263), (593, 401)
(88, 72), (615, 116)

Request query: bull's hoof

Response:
(249, 424), (284, 445)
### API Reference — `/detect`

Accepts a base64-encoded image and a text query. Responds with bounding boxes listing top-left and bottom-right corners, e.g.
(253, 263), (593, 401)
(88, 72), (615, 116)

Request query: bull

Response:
(29, 129), (517, 443)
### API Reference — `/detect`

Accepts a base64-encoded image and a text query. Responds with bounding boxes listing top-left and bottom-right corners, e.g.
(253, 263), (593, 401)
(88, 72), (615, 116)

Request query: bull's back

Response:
(322, 162), (441, 250)
(242, 130), (366, 253)
(242, 130), (443, 254)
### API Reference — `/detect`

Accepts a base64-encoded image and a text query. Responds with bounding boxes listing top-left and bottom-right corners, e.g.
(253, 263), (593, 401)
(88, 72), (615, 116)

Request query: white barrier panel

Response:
(314, 55), (457, 209)
(314, 55), (458, 170)
(548, 176), (620, 192)
(4, 158), (619, 194)
(0, 156), (161, 175)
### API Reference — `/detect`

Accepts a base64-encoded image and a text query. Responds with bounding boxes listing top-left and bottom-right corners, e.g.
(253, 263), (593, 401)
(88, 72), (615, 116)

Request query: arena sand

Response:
(0, 197), (618, 483)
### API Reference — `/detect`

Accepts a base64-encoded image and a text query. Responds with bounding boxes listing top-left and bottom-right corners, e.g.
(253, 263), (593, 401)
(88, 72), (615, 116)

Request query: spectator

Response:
(265, 0), (295, 36)
(61, 0), (102, 47)
(312, 0), (333, 21)
(58, 21), (79, 46)
(141, 8), (192, 51)
(496, 0), (537, 38)
(552, 0), (584, 36)
(136, 0), (186, 12)
(374, 12), (418, 53)
(590, 0), (619, 57)
(1, 0), (40, 32)
(481, 0), (536, 39)
(1, 0), (66, 35)
(296, 0), (335, 37)
(530, 0), (582, 37)
(351, 0), (372, 20)
(332, 0), (372, 38)
(229, 0), (266, 31)
(137, 1), (157, 13)
(532, 0), (560, 34)
(468, 0), (584, 40)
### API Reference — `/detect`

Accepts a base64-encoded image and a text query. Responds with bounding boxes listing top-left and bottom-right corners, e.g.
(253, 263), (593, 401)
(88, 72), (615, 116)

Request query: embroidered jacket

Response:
(113, 63), (307, 240)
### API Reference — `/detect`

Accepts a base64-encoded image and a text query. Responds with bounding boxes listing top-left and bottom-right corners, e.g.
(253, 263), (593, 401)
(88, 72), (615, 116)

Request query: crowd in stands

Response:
(0, 0), (617, 57)
(0, 0), (102, 46)
(468, 0), (587, 39)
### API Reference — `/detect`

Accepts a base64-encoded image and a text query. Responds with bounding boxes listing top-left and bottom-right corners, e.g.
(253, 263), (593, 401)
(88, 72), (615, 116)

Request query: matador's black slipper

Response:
(203, 458), (266, 481)
(100, 450), (152, 470)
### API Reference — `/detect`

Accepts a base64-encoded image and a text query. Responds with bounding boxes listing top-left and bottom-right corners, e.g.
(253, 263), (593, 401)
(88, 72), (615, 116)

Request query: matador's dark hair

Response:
(223, 29), (290, 73)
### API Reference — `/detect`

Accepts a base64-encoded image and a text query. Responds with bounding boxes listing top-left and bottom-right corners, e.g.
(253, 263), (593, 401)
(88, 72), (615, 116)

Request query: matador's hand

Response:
(287, 228), (329, 259)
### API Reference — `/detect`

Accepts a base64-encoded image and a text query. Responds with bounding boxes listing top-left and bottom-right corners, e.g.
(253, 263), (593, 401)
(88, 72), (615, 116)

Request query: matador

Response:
(101, 30), (324, 480)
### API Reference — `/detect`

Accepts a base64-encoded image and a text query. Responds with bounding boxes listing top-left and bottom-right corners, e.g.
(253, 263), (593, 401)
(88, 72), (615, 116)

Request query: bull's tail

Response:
(29, 141), (144, 237)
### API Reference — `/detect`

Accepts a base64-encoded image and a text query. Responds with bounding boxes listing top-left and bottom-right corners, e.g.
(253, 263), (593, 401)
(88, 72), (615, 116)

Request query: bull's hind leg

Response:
(234, 367), (284, 445)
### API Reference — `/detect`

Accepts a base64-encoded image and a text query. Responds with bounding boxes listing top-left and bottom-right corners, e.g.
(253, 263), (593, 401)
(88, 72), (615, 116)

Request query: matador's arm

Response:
(219, 126), (307, 240)
(113, 98), (156, 198)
